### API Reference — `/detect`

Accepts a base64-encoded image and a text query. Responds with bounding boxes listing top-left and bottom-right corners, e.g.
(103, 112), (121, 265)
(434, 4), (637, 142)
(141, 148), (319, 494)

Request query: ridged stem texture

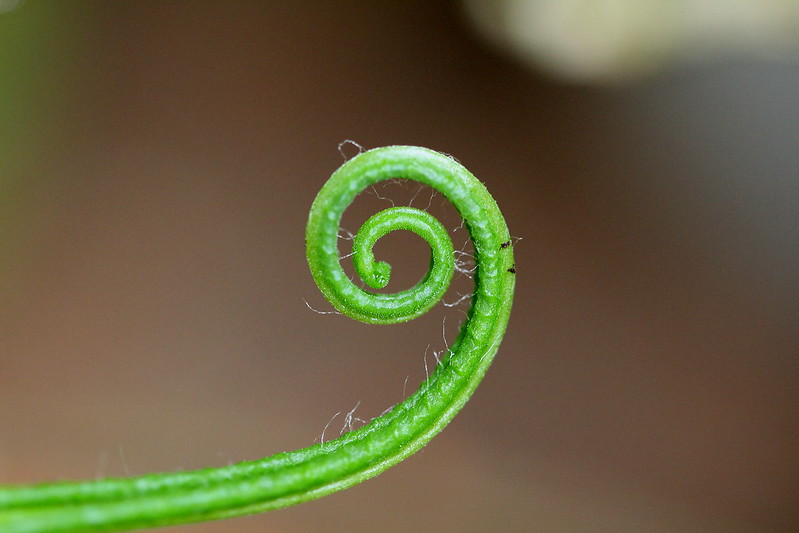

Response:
(0, 145), (515, 532)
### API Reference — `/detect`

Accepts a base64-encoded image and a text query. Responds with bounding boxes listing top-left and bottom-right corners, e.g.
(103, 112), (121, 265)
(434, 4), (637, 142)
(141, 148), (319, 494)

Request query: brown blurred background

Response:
(1, 2), (798, 532)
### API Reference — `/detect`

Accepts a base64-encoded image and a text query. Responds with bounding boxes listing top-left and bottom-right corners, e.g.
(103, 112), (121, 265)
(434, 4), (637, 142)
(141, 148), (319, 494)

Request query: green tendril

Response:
(0, 145), (515, 532)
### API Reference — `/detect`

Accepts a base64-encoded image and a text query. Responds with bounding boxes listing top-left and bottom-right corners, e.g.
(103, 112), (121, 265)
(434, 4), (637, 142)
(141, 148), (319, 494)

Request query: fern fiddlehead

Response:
(0, 146), (515, 532)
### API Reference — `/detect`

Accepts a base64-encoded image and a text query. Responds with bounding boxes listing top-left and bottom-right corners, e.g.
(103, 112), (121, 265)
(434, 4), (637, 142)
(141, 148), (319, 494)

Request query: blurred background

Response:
(1, 2), (798, 531)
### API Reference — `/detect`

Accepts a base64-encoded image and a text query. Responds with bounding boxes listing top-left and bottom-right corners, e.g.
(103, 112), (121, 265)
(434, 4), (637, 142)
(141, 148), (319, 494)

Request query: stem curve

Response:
(0, 145), (515, 532)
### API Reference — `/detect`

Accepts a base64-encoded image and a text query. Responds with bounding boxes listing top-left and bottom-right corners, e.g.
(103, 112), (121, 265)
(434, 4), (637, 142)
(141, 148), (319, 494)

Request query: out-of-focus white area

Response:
(0, 0), (23, 15)
(462, 0), (799, 82)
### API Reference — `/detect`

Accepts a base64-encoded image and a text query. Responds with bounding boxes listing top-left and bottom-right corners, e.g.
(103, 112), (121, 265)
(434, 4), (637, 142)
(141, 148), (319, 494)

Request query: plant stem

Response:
(0, 146), (515, 532)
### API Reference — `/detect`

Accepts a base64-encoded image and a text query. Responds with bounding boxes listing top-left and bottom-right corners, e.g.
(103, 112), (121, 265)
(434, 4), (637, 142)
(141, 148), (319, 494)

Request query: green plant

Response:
(0, 146), (515, 532)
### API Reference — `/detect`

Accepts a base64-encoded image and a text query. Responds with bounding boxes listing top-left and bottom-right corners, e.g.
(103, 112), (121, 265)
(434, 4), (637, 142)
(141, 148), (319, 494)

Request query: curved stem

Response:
(0, 146), (515, 532)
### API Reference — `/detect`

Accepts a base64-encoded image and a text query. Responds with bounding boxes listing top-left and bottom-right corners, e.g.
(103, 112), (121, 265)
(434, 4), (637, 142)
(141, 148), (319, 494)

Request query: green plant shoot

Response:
(0, 145), (515, 532)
